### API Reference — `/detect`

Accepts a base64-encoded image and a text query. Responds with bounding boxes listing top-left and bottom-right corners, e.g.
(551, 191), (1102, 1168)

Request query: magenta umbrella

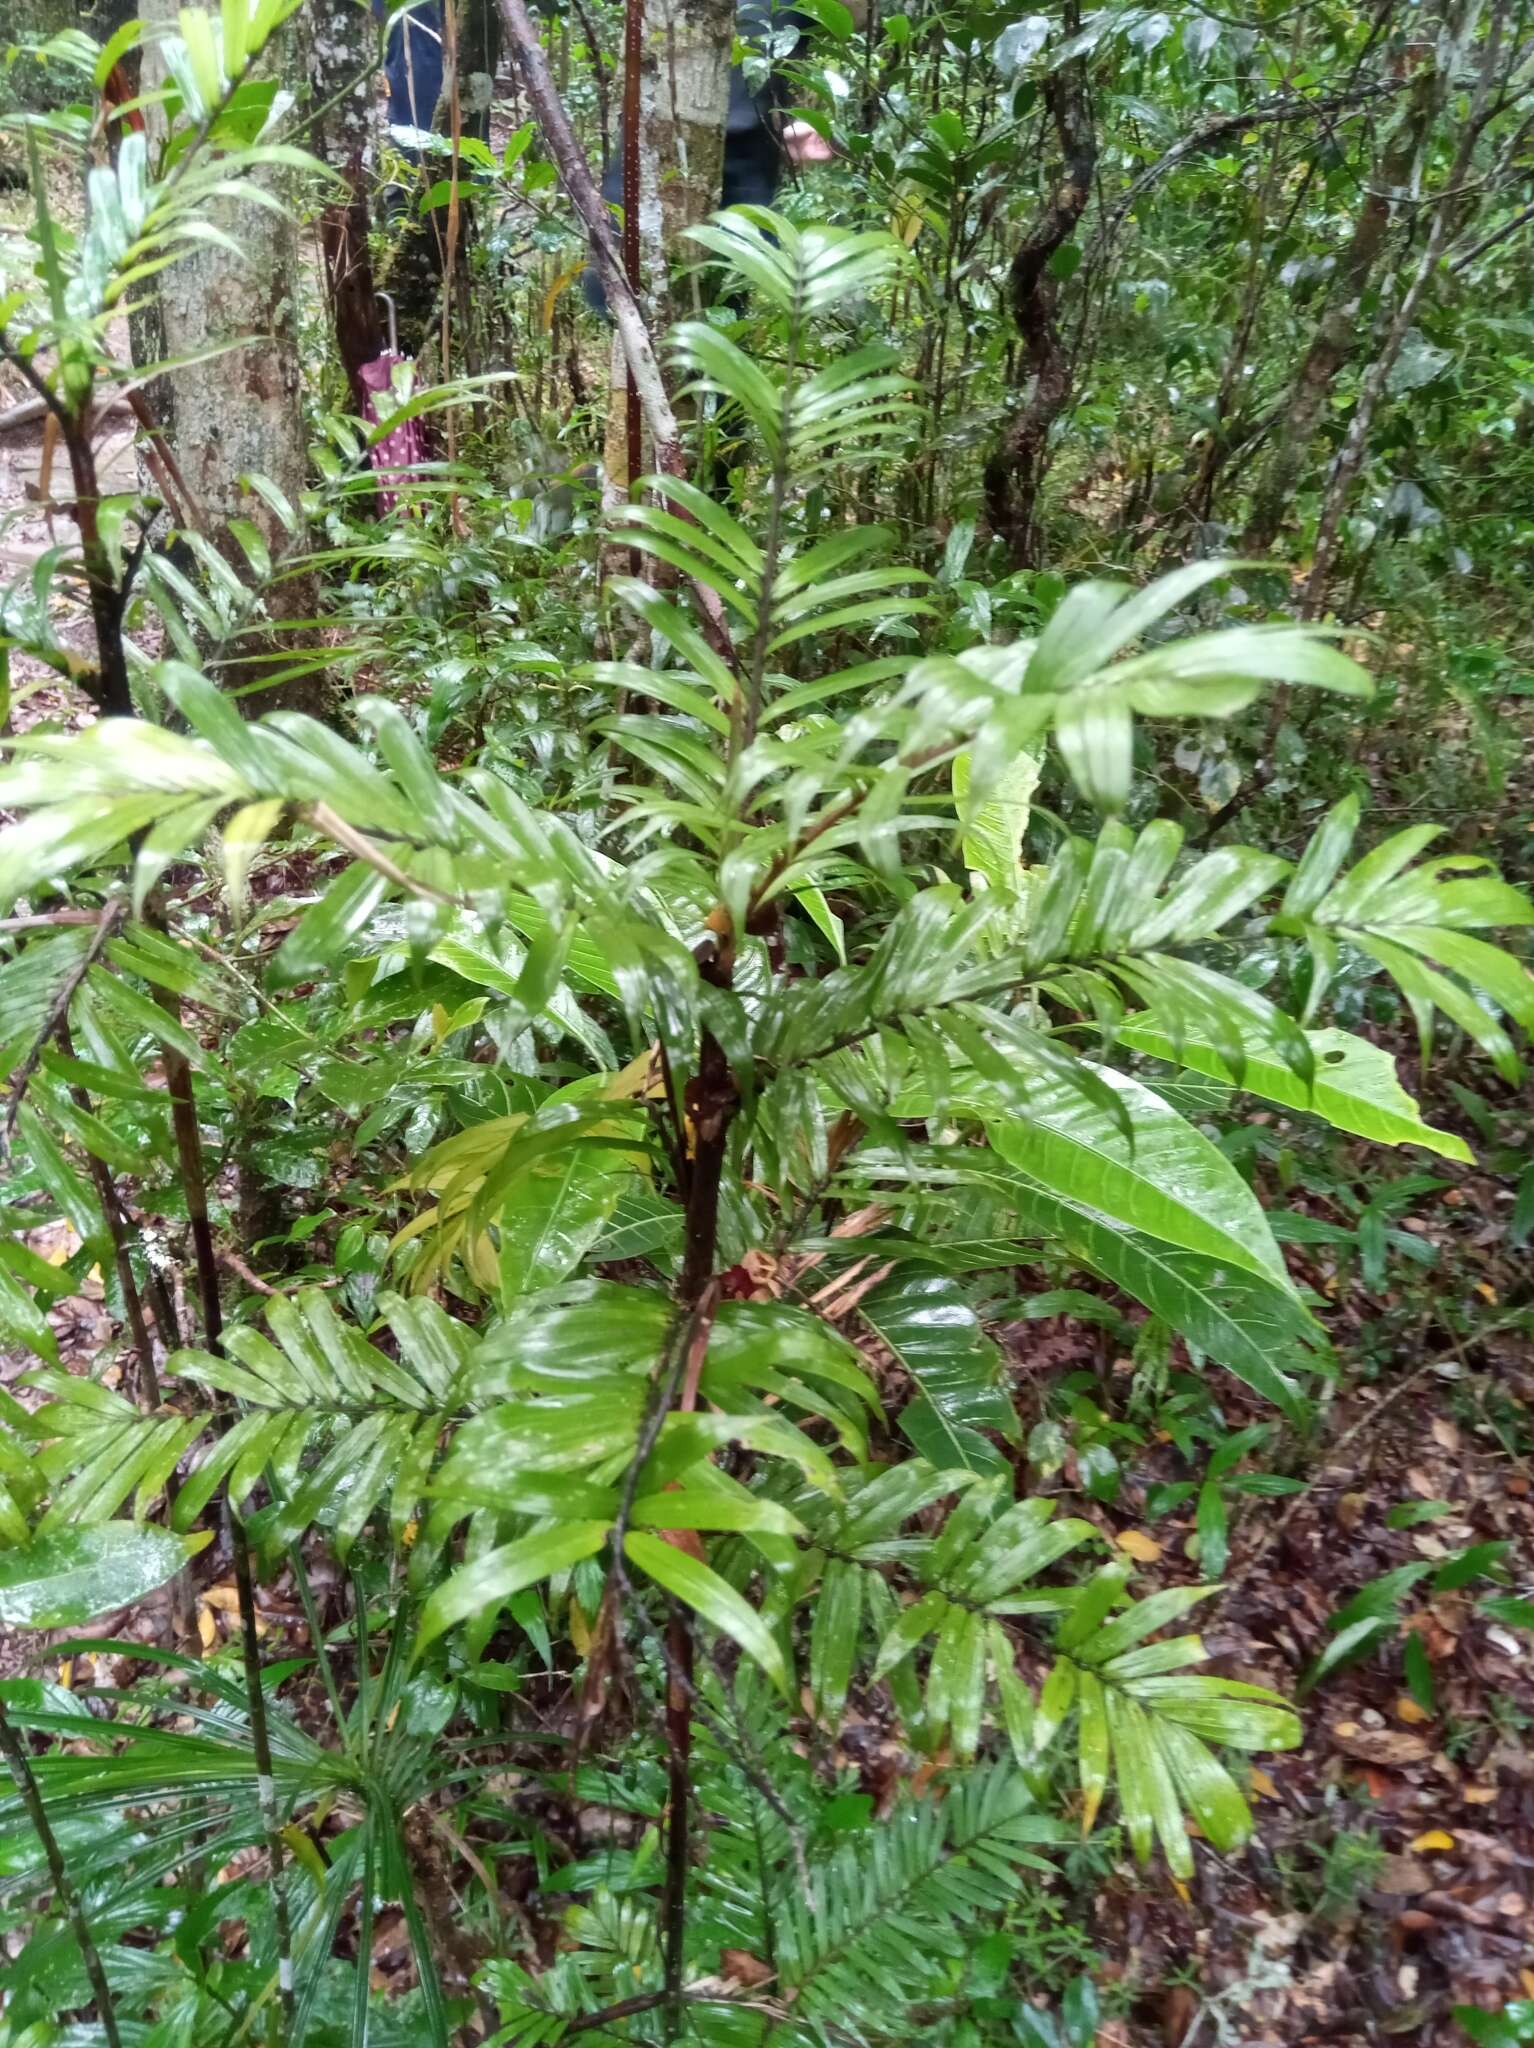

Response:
(360, 292), (426, 513)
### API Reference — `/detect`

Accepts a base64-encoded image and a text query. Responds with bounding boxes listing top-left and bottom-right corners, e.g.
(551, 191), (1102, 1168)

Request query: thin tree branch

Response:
(0, 1695), (124, 2048)
(151, 974), (295, 2041)
(1302, 0), (1505, 615)
(493, 0), (737, 672)
(1452, 194), (1534, 267)
(2, 899), (125, 1148)
(1089, 79), (1411, 264)
(55, 1022), (162, 1406)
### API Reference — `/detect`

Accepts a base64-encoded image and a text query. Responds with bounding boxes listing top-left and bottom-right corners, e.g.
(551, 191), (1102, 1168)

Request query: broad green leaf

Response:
(707, 1300), (880, 1414)
(1282, 793), (1360, 917)
(935, 1604), (986, 1759)
(990, 1066), (1293, 1292)
(861, 1270), (1020, 1476)
(1155, 1717), (1253, 1851)
(270, 863), (393, 985)
(989, 1621), (1036, 1765)
(810, 1555), (863, 1723)
(953, 744), (1041, 895)
(1076, 1586), (1217, 1665)
(1076, 1667), (1109, 1830)
(497, 1152), (628, 1305)
(1006, 1176), (1321, 1416)
(0, 1262), (59, 1368)
(1115, 1019), (1471, 1161)
(220, 797), (284, 915)
(1032, 1655), (1077, 1756)
(1106, 1688), (1190, 1873)
(0, 1523), (197, 1628)
(627, 1490), (805, 1537)
(1055, 1561), (1131, 1653)
(1124, 1674), (1301, 1748)
(873, 1589), (950, 1679)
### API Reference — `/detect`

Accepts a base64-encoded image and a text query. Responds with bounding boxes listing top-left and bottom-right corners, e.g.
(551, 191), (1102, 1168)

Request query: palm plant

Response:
(0, 93), (1530, 2044)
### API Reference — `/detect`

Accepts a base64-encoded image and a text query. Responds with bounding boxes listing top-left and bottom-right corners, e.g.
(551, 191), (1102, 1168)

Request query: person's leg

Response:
(721, 127), (783, 211)
(376, 4), (455, 356)
(384, 1), (445, 150)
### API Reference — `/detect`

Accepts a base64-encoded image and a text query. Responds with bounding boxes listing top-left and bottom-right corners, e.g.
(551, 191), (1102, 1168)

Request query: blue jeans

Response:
(376, 0), (445, 160)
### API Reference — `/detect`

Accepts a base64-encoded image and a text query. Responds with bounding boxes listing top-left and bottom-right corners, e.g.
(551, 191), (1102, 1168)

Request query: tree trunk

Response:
(981, 55), (1095, 568)
(635, 0), (735, 319)
(604, 0), (734, 489)
(134, 0), (331, 717)
(1244, 47), (1438, 551)
(309, 0), (383, 418)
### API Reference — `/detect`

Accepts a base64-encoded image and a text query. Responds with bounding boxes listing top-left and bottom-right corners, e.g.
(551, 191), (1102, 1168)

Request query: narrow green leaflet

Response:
(416, 1522), (611, 1655)
(624, 1530), (791, 1696)
(0, 1262), (60, 1368)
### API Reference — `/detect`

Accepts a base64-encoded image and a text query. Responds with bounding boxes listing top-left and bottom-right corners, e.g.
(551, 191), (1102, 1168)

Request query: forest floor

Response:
(0, 994), (1529, 2046)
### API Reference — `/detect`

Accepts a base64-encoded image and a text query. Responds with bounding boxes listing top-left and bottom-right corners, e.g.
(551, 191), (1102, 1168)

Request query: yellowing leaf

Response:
(1249, 1766), (1279, 1799)
(1117, 1529), (1163, 1563)
(282, 1825), (329, 1889)
(604, 1045), (664, 1101)
(1409, 1829), (1455, 1852)
(540, 258), (585, 333)
(1396, 1695), (1433, 1725)
(569, 1597), (591, 1658)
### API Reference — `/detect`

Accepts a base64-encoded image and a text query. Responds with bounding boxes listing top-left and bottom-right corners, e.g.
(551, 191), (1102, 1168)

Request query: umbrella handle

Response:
(375, 291), (398, 357)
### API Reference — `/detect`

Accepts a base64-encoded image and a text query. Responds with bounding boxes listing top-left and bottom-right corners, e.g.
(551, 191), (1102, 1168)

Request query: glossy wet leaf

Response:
(0, 1523), (196, 1628)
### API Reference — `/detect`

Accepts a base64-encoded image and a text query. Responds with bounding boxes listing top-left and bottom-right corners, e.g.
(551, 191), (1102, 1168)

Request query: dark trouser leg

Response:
(378, 0), (502, 356)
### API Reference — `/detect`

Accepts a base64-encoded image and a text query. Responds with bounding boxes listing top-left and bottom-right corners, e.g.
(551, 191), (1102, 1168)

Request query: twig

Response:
(152, 973), (295, 2040)
(217, 1247), (342, 1298)
(1301, 1), (1506, 616)
(123, 388), (208, 532)
(0, 1694), (124, 2048)
(1217, 1320), (1525, 1605)
(228, 1512), (295, 2040)
(0, 324), (134, 717)
(607, 1292), (721, 1594)
(306, 801), (470, 908)
(492, 0), (738, 672)
(0, 390), (132, 436)
(2, 899), (124, 1148)
(1088, 80), (1410, 263)
(1453, 196), (1534, 267)
(0, 912), (111, 931)
(55, 1023), (163, 1408)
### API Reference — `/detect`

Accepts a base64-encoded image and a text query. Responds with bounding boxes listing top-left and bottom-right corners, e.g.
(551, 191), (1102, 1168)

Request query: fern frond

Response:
(773, 1765), (1068, 2033)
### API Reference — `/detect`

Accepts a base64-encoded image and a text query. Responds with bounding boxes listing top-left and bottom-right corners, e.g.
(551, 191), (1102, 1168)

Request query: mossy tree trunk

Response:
(134, 0), (332, 718)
